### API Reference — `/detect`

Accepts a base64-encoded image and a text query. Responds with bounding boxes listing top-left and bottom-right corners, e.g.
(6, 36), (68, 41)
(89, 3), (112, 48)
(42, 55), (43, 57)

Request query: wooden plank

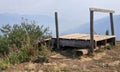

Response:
(110, 13), (115, 35)
(90, 10), (94, 53)
(59, 33), (115, 41)
(59, 39), (90, 48)
(90, 8), (115, 13)
(55, 12), (60, 49)
(52, 34), (115, 50)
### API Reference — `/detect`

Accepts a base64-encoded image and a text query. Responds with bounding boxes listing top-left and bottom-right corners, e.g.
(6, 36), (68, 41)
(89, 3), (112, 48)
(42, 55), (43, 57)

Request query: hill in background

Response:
(0, 13), (55, 35)
(62, 15), (120, 40)
(0, 13), (119, 40)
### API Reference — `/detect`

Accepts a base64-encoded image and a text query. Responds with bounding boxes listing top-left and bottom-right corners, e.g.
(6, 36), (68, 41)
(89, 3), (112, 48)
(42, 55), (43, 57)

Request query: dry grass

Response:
(4, 41), (120, 72)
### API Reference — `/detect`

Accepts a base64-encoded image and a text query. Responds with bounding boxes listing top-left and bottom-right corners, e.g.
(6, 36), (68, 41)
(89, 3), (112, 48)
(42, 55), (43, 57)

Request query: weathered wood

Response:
(59, 39), (90, 48)
(110, 13), (115, 35)
(94, 43), (110, 51)
(59, 33), (115, 41)
(52, 33), (115, 51)
(89, 8), (115, 54)
(90, 8), (115, 13)
(55, 12), (60, 49)
(90, 11), (94, 53)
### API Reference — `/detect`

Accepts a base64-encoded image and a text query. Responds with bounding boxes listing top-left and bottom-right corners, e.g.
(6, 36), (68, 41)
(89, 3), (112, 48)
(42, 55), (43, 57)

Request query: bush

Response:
(105, 30), (109, 35)
(0, 36), (10, 56)
(39, 45), (51, 56)
(105, 45), (113, 50)
(0, 58), (10, 70)
(0, 19), (52, 69)
(6, 52), (20, 64)
(0, 19), (51, 56)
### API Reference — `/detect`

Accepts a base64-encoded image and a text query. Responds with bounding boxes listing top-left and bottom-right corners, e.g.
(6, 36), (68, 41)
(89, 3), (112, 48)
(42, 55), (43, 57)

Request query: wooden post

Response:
(90, 11), (94, 53)
(110, 13), (115, 45)
(110, 13), (114, 35)
(89, 8), (115, 54)
(55, 12), (60, 49)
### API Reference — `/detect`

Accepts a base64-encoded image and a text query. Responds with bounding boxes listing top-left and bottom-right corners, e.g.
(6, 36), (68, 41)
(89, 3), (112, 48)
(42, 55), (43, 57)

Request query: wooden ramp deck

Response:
(59, 33), (115, 41)
(53, 33), (115, 49)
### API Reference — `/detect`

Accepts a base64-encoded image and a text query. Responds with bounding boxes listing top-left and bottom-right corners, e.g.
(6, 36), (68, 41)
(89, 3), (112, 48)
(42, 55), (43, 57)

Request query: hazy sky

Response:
(0, 0), (119, 17)
(0, 0), (120, 34)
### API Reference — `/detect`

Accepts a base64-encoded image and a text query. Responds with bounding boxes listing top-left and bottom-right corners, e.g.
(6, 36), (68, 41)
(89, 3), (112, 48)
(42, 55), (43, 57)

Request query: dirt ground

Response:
(4, 41), (120, 72)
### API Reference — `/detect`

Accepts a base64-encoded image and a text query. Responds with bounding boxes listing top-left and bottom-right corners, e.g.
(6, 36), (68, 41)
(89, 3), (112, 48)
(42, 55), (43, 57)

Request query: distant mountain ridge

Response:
(0, 13), (54, 26)
(0, 13), (55, 35)
(0, 13), (120, 40)
(62, 15), (120, 40)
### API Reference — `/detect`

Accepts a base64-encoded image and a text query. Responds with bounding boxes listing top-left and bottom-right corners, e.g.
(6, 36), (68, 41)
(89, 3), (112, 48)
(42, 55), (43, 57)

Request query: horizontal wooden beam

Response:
(90, 8), (115, 13)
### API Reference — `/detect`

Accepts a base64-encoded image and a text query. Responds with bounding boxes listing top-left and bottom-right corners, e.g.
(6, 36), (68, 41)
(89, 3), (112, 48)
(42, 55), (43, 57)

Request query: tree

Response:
(105, 30), (109, 35)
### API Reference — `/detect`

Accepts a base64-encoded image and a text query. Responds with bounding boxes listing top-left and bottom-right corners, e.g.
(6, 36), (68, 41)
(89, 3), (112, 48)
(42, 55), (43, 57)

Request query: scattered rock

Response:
(102, 63), (106, 67)
(107, 61), (120, 66)
(59, 63), (67, 68)
(24, 62), (36, 71)
(38, 70), (43, 72)
(72, 65), (78, 68)
(43, 62), (57, 66)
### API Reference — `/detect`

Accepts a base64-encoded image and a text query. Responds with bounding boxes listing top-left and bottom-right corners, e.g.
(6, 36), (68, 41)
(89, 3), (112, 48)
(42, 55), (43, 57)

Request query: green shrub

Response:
(39, 45), (51, 57)
(0, 19), (51, 57)
(5, 47), (36, 65)
(6, 52), (20, 64)
(0, 36), (10, 56)
(105, 30), (109, 35)
(0, 19), (52, 68)
(0, 58), (10, 70)
(105, 45), (113, 50)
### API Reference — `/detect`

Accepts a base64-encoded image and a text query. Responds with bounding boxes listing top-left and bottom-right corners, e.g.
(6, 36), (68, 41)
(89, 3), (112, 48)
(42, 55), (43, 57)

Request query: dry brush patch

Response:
(3, 41), (120, 72)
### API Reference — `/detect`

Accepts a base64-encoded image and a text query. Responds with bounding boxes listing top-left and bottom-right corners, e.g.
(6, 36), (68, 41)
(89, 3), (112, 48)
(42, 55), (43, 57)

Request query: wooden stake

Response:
(90, 11), (94, 53)
(110, 13), (114, 35)
(55, 12), (60, 49)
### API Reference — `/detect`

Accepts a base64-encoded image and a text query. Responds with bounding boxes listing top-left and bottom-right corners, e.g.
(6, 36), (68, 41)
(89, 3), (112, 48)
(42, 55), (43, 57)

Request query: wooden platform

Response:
(59, 33), (115, 41)
(52, 33), (116, 49)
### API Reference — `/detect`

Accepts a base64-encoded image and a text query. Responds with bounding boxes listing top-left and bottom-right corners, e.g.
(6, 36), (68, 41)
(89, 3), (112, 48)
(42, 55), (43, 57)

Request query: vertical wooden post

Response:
(110, 13), (114, 35)
(55, 12), (60, 49)
(110, 13), (115, 45)
(90, 11), (94, 53)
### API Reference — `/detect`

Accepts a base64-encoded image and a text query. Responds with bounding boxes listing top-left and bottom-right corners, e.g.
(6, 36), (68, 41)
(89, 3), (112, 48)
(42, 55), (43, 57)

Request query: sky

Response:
(0, 0), (120, 35)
